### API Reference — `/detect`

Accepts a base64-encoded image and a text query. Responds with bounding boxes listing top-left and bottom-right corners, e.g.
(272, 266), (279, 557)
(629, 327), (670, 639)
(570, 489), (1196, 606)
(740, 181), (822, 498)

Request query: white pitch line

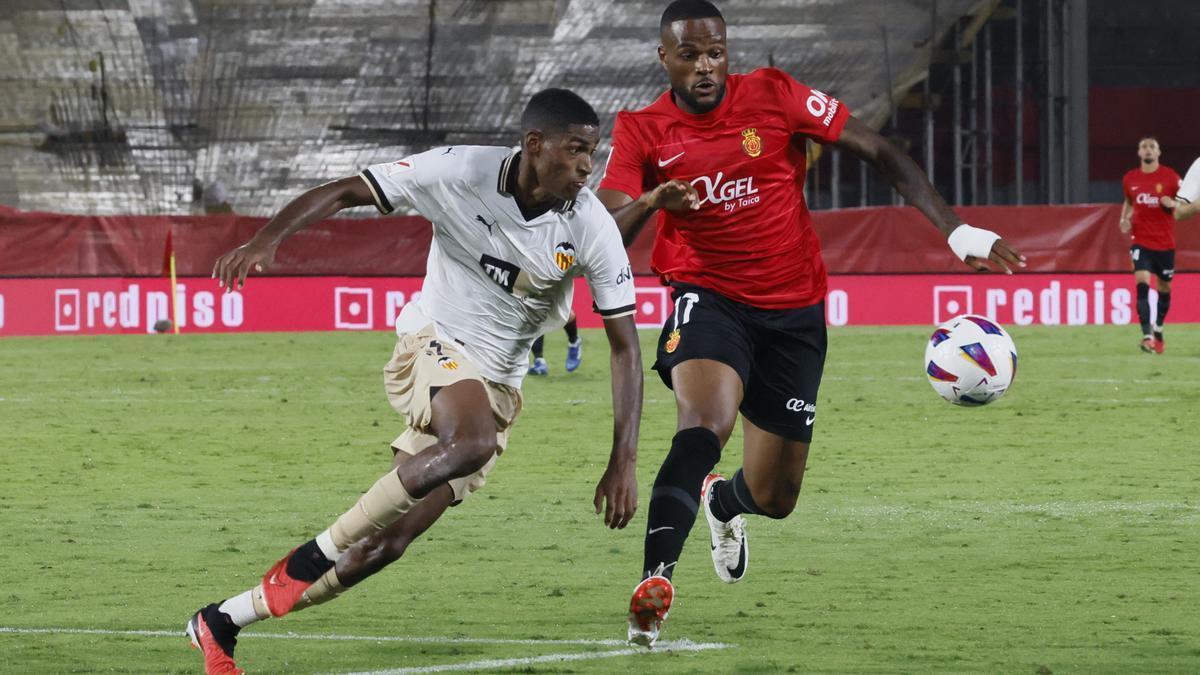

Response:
(0, 626), (623, 646)
(336, 639), (734, 675)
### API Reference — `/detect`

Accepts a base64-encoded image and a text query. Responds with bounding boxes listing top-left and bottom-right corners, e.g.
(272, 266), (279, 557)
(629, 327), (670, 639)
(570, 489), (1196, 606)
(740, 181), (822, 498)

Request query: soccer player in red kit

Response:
(1119, 136), (1182, 353)
(597, 0), (1025, 646)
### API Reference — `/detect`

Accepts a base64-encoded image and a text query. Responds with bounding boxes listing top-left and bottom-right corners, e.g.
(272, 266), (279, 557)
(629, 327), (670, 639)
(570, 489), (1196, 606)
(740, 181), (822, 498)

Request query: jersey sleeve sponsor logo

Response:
(554, 242), (577, 272)
(384, 159), (414, 176)
(806, 89), (840, 127)
(741, 128), (762, 158)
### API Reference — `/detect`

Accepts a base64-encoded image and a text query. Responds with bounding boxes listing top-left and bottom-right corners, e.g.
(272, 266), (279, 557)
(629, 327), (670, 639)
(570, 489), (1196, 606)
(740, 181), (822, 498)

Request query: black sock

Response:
(564, 318), (579, 343)
(709, 469), (769, 522)
(285, 539), (335, 582)
(641, 427), (721, 580)
(204, 603), (242, 644)
(1156, 292), (1171, 333)
(1136, 283), (1151, 335)
(531, 335), (545, 359)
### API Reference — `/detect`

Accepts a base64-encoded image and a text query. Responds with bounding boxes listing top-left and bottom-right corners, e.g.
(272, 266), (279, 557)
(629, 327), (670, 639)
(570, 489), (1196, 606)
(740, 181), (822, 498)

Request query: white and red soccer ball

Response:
(924, 314), (1017, 406)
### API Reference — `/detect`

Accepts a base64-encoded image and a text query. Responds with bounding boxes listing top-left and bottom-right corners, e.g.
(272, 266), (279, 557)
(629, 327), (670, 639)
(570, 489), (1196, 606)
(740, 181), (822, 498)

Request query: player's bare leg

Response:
(700, 416), (808, 589)
(188, 380), (497, 674)
(630, 358), (740, 645)
(671, 359), (741, 444)
(393, 380), (498, 497)
(738, 417), (810, 517)
(1153, 276), (1172, 353)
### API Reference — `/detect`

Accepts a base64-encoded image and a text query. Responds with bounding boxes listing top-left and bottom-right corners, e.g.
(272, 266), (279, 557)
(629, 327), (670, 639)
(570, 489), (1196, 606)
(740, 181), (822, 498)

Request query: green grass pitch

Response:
(1, 325), (1198, 673)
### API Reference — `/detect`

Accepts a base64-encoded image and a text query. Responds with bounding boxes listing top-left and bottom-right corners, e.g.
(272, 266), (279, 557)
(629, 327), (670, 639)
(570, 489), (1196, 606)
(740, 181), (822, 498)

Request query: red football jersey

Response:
(1122, 165), (1181, 250)
(600, 68), (850, 309)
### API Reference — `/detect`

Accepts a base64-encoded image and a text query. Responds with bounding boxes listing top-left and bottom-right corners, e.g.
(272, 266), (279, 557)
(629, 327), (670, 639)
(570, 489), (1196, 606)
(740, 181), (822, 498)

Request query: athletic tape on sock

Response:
(295, 568), (346, 611)
(315, 529), (342, 562)
(219, 588), (266, 628)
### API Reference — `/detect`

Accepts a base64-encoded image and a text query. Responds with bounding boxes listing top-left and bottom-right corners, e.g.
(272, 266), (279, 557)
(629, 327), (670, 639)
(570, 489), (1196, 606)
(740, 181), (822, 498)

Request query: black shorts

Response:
(652, 284), (827, 442)
(1131, 245), (1175, 281)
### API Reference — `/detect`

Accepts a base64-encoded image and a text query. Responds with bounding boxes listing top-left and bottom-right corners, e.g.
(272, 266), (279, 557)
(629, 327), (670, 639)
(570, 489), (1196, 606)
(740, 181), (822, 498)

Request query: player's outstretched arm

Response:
(1160, 195), (1198, 222)
(592, 313), (642, 530)
(1175, 201), (1200, 221)
(598, 181), (699, 247)
(213, 176), (375, 290)
(834, 116), (1026, 274)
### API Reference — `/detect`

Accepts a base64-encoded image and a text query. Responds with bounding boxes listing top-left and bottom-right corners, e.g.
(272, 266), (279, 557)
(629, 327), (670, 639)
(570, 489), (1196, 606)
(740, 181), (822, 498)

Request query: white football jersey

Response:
(1179, 157), (1200, 204)
(360, 146), (636, 387)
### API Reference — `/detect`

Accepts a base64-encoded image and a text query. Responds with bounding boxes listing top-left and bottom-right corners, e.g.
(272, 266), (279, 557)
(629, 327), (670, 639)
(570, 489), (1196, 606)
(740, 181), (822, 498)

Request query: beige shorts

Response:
(383, 325), (522, 503)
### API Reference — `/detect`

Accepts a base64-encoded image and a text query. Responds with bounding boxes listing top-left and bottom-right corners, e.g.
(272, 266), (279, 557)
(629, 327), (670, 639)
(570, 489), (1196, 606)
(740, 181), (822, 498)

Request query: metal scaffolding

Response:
(814, 0), (1090, 209)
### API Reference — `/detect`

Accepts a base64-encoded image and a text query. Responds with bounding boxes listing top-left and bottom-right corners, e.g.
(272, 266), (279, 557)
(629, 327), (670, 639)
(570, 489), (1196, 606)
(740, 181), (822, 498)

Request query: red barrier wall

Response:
(4, 203), (1197, 277)
(0, 205), (433, 277)
(2, 274), (1194, 336)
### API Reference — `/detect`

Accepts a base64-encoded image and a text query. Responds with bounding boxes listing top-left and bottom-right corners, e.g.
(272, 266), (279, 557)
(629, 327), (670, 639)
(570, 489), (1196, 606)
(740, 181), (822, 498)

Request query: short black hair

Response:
(520, 88), (599, 135)
(1139, 136), (1159, 144)
(660, 0), (724, 33)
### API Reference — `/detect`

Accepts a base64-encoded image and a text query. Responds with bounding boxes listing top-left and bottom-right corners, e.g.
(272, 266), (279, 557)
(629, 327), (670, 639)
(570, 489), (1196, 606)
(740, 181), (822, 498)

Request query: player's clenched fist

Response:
(213, 239), (277, 291)
(648, 179), (700, 212)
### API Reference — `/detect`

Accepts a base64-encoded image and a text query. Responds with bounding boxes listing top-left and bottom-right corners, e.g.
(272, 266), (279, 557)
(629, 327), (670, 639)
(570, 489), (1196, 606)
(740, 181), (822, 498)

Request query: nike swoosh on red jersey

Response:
(657, 152), (685, 167)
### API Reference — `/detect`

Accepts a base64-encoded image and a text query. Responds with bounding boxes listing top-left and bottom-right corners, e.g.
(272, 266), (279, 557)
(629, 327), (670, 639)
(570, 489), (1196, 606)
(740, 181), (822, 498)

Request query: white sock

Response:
(315, 529), (343, 562)
(219, 589), (265, 628)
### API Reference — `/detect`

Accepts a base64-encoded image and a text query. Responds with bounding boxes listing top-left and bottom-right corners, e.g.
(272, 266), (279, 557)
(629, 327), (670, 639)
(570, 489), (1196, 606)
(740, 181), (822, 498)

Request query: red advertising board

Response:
(0, 274), (1193, 337)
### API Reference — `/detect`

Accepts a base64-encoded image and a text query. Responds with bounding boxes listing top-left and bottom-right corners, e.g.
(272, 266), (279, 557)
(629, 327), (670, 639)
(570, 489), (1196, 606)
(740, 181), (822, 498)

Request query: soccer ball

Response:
(924, 314), (1017, 406)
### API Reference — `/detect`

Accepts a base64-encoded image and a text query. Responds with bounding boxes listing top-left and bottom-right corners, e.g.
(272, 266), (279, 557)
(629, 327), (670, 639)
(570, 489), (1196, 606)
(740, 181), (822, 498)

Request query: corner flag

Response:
(162, 229), (180, 334)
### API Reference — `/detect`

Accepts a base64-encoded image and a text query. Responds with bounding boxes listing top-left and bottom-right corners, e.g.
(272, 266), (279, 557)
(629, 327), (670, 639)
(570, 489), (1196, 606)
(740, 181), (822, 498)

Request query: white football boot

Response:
(701, 474), (748, 583)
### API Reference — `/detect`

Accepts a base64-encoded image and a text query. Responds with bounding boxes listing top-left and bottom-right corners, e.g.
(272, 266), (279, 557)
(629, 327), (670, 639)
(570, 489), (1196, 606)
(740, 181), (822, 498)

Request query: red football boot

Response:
(627, 574), (674, 647)
(186, 604), (244, 675)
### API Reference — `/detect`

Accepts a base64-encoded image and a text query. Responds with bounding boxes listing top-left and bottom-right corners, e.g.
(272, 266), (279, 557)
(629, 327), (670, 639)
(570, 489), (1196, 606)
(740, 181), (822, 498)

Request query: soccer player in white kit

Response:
(1163, 157), (1200, 221)
(187, 89), (643, 675)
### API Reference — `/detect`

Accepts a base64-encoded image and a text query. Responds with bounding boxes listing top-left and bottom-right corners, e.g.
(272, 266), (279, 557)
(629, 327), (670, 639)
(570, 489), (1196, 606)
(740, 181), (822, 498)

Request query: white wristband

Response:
(947, 224), (1001, 261)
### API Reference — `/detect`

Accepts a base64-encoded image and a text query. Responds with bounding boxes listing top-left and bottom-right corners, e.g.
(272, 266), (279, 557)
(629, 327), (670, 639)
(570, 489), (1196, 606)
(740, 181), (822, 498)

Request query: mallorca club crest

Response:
(1155, 183), (1163, 194)
(554, 241), (577, 272)
(741, 128), (762, 158)
(664, 329), (681, 353)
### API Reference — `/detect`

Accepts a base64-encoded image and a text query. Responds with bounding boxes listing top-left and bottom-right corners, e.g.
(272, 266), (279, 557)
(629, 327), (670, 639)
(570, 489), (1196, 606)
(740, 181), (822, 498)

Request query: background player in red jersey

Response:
(1119, 136), (1182, 353)
(596, 0), (1024, 646)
